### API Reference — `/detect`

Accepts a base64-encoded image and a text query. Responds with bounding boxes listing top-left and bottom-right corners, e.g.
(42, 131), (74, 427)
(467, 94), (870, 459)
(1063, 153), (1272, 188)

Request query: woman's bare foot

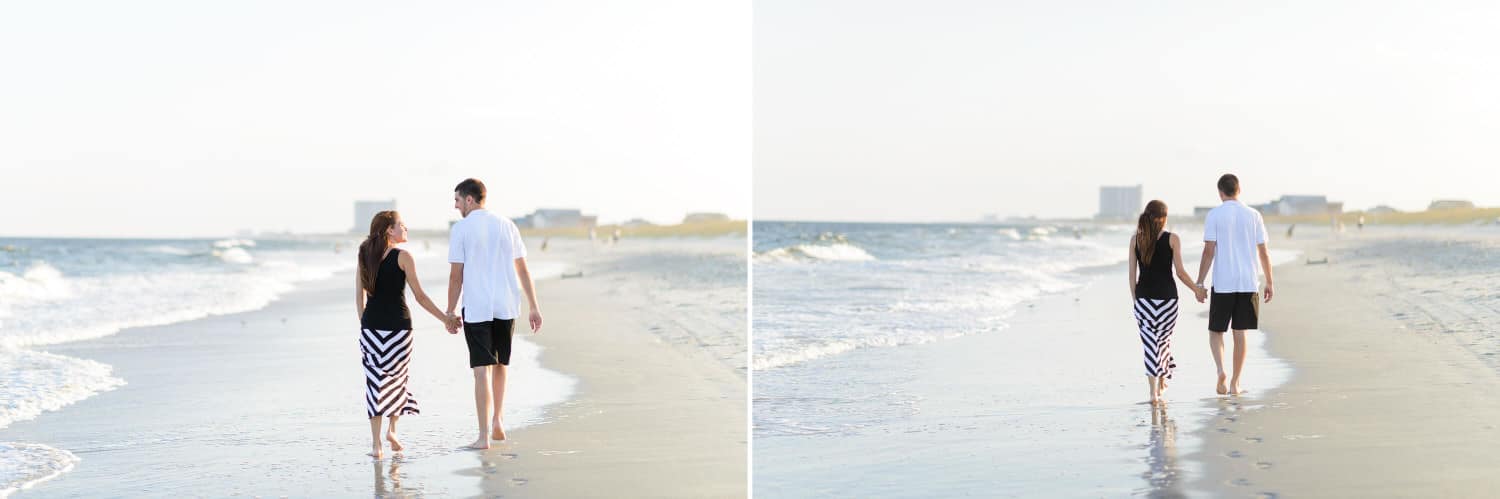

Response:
(386, 432), (404, 452)
(1150, 395), (1162, 405)
(1230, 380), (1244, 395)
(1159, 378), (1169, 395)
(368, 444), (384, 459)
(491, 423), (507, 441)
(464, 437), (491, 450)
(1216, 374), (1229, 395)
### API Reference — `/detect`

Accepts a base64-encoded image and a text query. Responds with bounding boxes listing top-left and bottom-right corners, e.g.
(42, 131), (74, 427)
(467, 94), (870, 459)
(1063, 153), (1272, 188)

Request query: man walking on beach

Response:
(1195, 174), (1275, 395)
(446, 178), (544, 449)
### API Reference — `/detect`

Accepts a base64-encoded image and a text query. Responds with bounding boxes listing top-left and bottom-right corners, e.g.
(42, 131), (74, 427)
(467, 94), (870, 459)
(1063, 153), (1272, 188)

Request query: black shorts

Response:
(1208, 289), (1259, 332)
(463, 318), (516, 367)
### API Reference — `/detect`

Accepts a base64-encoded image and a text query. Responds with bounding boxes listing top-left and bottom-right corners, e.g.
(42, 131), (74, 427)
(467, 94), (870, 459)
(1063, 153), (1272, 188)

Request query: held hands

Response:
(1193, 282), (1208, 303)
(444, 312), (462, 334)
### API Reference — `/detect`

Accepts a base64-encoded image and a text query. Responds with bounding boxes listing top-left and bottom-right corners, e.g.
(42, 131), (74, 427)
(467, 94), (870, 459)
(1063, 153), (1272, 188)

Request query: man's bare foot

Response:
(386, 432), (404, 452)
(1216, 374), (1229, 395)
(368, 445), (383, 459)
(464, 437), (491, 450)
(1230, 380), (1243, 395)
(491, 424), (507, 441)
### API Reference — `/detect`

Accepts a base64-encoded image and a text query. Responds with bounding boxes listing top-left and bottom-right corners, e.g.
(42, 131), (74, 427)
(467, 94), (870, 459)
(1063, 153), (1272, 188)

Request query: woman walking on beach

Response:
(1128, 201), (1206, 404)
(356, 210), (453, 458)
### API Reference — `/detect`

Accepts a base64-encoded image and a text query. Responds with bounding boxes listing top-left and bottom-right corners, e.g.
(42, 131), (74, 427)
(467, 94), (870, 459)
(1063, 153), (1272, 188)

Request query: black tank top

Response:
(361, 248), (412, 330)
(1134, 231), (1178, 300)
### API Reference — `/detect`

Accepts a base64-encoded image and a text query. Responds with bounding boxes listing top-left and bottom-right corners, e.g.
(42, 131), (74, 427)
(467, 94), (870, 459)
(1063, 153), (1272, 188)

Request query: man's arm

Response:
(1196, 241), (1216, 287)
(1257, 243), (1274, 303)
(515, 258), (542, 332)
(447, 263), (464, 327)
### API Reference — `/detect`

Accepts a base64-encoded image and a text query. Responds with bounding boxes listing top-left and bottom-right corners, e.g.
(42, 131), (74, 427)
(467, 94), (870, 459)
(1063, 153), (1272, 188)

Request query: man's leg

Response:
(467, 366), (492, 449)
(1209, 331), (1229, 395)
(491, 364), (508, 440)
(1230, 330), (1247, 394)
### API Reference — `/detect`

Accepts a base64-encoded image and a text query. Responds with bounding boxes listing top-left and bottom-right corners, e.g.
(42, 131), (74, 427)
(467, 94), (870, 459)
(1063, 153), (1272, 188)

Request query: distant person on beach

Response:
(445, 178), (544, 450)
(1129, 200), (1207, 405)
(1195, 174), (1275, 395)
(355, 210), (455, 459)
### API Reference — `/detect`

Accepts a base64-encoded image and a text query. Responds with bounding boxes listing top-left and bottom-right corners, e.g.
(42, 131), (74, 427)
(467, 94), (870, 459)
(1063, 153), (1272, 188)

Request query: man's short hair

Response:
(455, 178), (486, 203)
(1217, 174), (1240, 197)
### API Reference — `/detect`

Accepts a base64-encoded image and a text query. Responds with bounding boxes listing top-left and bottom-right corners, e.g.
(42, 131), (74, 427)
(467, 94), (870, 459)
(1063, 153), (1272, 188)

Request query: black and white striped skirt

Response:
(360, 328), (420, 418)
(1133, 298), (1178, 379)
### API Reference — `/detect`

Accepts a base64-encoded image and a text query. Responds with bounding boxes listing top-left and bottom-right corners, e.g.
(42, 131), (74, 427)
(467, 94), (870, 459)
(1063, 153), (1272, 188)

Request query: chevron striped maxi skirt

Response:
(1134, 298), (1178, 379)
(360, 328), (421, 418)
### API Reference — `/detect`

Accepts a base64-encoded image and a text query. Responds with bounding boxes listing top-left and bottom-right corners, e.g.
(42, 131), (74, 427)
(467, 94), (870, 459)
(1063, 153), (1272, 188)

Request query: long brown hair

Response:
(357, 210), (399, 294)
(1135, 200), (1168, 265)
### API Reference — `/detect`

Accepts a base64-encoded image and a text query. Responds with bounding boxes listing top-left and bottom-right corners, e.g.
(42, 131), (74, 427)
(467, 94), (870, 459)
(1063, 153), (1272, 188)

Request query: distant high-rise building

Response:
(353, 200), (397, 233)
(1098, 185), (1143, 220)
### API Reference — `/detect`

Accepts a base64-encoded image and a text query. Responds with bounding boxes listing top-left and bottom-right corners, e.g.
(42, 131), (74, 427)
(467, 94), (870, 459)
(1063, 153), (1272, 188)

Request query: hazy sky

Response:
(755, 1), (1500, 222)
(1, 1), (748, 238)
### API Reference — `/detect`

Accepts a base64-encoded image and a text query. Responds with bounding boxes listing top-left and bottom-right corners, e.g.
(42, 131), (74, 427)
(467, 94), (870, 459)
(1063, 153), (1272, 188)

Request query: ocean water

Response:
(753, 221), (1127, 377)
(752, 221), (1297, 497)
(0, 236), (434, 495)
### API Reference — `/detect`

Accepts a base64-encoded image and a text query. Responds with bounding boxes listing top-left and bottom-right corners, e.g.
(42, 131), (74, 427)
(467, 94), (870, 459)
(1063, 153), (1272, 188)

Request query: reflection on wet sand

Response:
(1141, 404), (1185, 498)
(374, 456), (416, 498)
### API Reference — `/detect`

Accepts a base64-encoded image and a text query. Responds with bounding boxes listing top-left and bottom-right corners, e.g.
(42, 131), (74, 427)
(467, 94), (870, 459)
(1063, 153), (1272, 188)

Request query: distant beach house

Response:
(683, 212), (731, 224)
(1429, 200), (1475, 211)
(1366, 205), (1401, 215)
(1097, 185), (1142, 220)
(621, 218), (656, 228)
(1253, 195), (1343, 216)
(1193, 206), (1215, 219)
(353, 199), (397, 232)
(512, 208), (599, 229)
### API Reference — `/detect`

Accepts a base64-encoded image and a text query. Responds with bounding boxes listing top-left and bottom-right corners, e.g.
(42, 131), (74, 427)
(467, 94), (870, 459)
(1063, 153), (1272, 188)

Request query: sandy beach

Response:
(1, 236), (746, 497)
(1193, 226), (1500, 497)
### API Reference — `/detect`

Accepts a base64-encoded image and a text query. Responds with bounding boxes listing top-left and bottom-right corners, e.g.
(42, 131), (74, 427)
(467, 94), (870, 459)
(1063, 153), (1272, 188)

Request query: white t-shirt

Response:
(448, 209), (528, 321)
(1203, 200), (1269, 293)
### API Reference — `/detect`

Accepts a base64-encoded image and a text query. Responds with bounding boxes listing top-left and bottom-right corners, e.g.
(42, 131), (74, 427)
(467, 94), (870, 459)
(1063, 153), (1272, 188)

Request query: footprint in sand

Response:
(1256, 493), (1280, 499)
(1226, 450), (1244, 458)
(500, 453), (518, 460)
(1245, 437), (1264, 444)
(1217, 427), (1235, 434)
(1225, 416), (1239, 423)
(1255, 462), (1274, 470)
(510, 478), (529, 486)
(1229, 478), (1252, 487)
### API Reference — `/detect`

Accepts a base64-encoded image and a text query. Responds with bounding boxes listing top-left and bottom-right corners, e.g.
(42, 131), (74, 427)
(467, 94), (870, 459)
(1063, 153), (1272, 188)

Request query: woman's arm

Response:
(1171, 234), (1207, 302)
(398, 250), (451, 327)
(355, 269), (366, 319)
(1127, 240), (1138, 301)
(1170, 234), (1196, 290)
